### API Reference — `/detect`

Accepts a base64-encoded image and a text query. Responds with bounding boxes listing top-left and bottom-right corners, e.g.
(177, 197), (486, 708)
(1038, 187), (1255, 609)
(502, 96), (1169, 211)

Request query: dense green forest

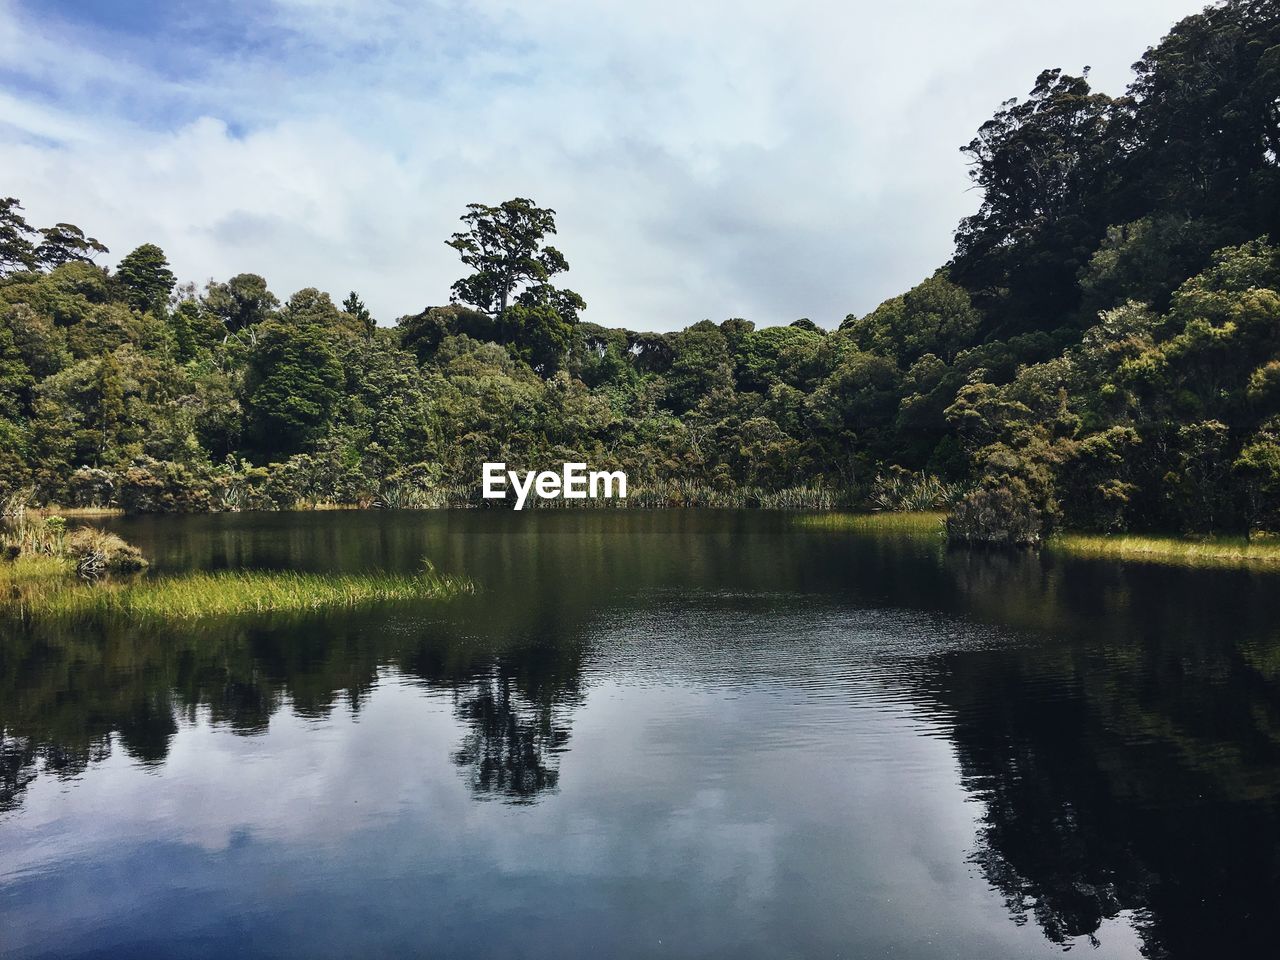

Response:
(1, 0), (1278, 542)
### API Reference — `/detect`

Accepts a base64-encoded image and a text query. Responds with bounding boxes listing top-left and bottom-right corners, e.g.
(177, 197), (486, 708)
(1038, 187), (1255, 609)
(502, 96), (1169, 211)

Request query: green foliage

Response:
(1, 3), (1277, 538)
(947, 480), (1045, 546)
(446, 197), (582, 319)
(396, 303), (490, 362)
(1, 561), (472, 621)
(115, 243), (175, 316)
(242, 315), (346, 458)
(843, 273), (979, 364)
(665, 321), (732, 413)
(0, 316), (32, 419)
(1127, 0), (1280, 235)
(1078, 216), (1225, 316)
(342, 290), (375, 337)
(499, 301), (574, 375)
(869, 468), (967, 512)
(34, 222), (108, 268)
(204, 273), (278, 333)
(952, 68), (1124, 332)
(0, 197), (37, 274)
(0, 516), (144, 575)
(167, 294), (223, 361)
(1235, 417), (1280, 530)
(735, 324), (823, 392)
(948, 238), (1280, 541)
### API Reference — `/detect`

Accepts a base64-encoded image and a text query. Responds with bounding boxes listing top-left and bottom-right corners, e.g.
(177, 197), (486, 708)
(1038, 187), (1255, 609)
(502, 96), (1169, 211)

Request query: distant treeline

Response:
(2, 0), (1279, 542)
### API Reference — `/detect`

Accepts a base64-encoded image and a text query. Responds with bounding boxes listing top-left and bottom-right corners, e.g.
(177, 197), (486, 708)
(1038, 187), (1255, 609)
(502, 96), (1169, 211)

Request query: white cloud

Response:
(0, 0), (1195, 329)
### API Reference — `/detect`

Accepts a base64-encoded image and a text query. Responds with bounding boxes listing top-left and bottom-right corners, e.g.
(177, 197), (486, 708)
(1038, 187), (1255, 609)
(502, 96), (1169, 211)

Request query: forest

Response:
(1, 0), (1278, 543)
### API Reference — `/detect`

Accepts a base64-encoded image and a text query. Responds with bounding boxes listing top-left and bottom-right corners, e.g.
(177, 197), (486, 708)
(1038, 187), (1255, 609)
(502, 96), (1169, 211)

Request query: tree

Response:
(396, 303), (491, 364)
(952, 68), (1127, 330)
(167, 292), (223, 363)
(204, 273), (278, 334)
(0, 197), (36, 275)
(34, 222), (108, 268)
(115, 244), (176, 316)
(342, 291), (375, 338)
(1235, 417), (1280, 529)
(664, 321), (733, 413)
(446, 198), (583, 319)
(0, 320), (32, 419)
(1127, 0), (1280, 235)
(0, 303), (68, 384)
(956, 69), (1124, 262)
(498, 302), (575, 376)
(842, 273), (981, 364)
(734, 325), (822, 393)
(91, 351), (125, 464)
(279, 287), (368, 339)
(241, 318), (345, 458)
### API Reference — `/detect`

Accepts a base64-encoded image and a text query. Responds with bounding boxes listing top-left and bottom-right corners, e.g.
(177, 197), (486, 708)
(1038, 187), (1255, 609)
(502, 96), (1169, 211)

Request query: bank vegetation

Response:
(0, 2), (1276, 549)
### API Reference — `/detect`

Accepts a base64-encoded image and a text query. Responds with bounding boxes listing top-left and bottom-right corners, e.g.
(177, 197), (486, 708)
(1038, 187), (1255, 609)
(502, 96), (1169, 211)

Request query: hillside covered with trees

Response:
(1, 0), (1279, 543)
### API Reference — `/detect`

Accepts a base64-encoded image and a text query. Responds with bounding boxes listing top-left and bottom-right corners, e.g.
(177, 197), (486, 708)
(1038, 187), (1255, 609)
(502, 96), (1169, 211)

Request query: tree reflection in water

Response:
(0, 608), (586, 813)
(923, 548), (1280, 958)
(451, 667), (574, 801)
(4, 511), (1280, 959)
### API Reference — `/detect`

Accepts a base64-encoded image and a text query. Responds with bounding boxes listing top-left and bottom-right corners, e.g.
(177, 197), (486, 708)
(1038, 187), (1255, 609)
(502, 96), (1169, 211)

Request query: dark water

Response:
(2, 511), (1279, 959)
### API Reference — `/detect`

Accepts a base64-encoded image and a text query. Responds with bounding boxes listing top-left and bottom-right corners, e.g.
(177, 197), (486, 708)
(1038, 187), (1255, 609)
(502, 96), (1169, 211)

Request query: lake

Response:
(2, 511), (1278, 959)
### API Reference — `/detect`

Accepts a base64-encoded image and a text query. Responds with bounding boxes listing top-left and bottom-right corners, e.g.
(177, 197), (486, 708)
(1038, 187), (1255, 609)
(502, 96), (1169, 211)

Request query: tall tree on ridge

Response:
(116, 243), (177, 316)
(343, 291), (375, 338)
(0, 197), (37, 275)
(35, 222), (108, 269)
(446, 198), (584, 320)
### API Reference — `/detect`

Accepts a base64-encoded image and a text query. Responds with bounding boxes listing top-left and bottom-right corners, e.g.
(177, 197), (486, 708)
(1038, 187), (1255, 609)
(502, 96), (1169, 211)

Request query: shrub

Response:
(117, 457), (215, 513)
(946, 480), (1043, 546)
(869, 468), (966, 512)
(1, 486), (34, 518)
(65, 527), (147, 577)
(67, 467), (117, 508)
(0, 517), (147, 576)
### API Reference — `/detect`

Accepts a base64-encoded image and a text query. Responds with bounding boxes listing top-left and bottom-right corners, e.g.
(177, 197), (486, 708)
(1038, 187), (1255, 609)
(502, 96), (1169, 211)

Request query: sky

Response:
(0, 0), (1197, 330)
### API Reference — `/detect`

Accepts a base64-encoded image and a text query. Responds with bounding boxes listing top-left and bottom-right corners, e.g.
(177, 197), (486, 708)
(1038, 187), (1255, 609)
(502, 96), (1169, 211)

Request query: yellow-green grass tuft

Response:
(798, 513), (1280, 570)
(0, 554), (76, 584)
(795, 511), (947, 536)
(1048, 532), (1280, 569)
(1, 563), (473, 621)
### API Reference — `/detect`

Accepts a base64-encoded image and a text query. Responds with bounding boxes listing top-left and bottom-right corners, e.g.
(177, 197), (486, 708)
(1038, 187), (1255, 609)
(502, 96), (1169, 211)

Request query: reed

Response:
(796, 511), (947, 537)
(868, 472), (968, 512)
(1, 516), (146, 576)
(1047, 532), (1280, 568)
(1, 559), (473, 621)
(0, 554), (75, 584)
(29, 505), (126, 518)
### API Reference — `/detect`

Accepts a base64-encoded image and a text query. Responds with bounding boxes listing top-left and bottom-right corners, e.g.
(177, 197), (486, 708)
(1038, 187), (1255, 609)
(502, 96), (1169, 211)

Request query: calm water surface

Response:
(2, 511), (1278, 958)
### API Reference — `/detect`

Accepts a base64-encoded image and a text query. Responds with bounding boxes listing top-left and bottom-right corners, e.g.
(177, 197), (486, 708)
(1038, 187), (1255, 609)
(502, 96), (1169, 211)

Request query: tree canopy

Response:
(0, 1), (1276, 537)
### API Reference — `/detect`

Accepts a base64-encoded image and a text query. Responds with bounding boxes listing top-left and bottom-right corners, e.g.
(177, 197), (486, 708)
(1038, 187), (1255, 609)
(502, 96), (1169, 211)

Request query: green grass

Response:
(1, 561), (473, 621)
(1047, 532), (1280, 569)
(796, 511), (947, 536)
(797, 512), (1280, 570)
(0, 554), (75, 584)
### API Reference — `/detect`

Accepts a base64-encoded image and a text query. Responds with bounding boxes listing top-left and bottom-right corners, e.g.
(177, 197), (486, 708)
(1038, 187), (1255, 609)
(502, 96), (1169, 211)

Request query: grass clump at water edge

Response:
(1046, 532), (1280, 569)
(2, 558), (474, 621)
(796, 512), (1280, 570)
(1, 515), (146, 575)
(795, 511), (947, 538)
